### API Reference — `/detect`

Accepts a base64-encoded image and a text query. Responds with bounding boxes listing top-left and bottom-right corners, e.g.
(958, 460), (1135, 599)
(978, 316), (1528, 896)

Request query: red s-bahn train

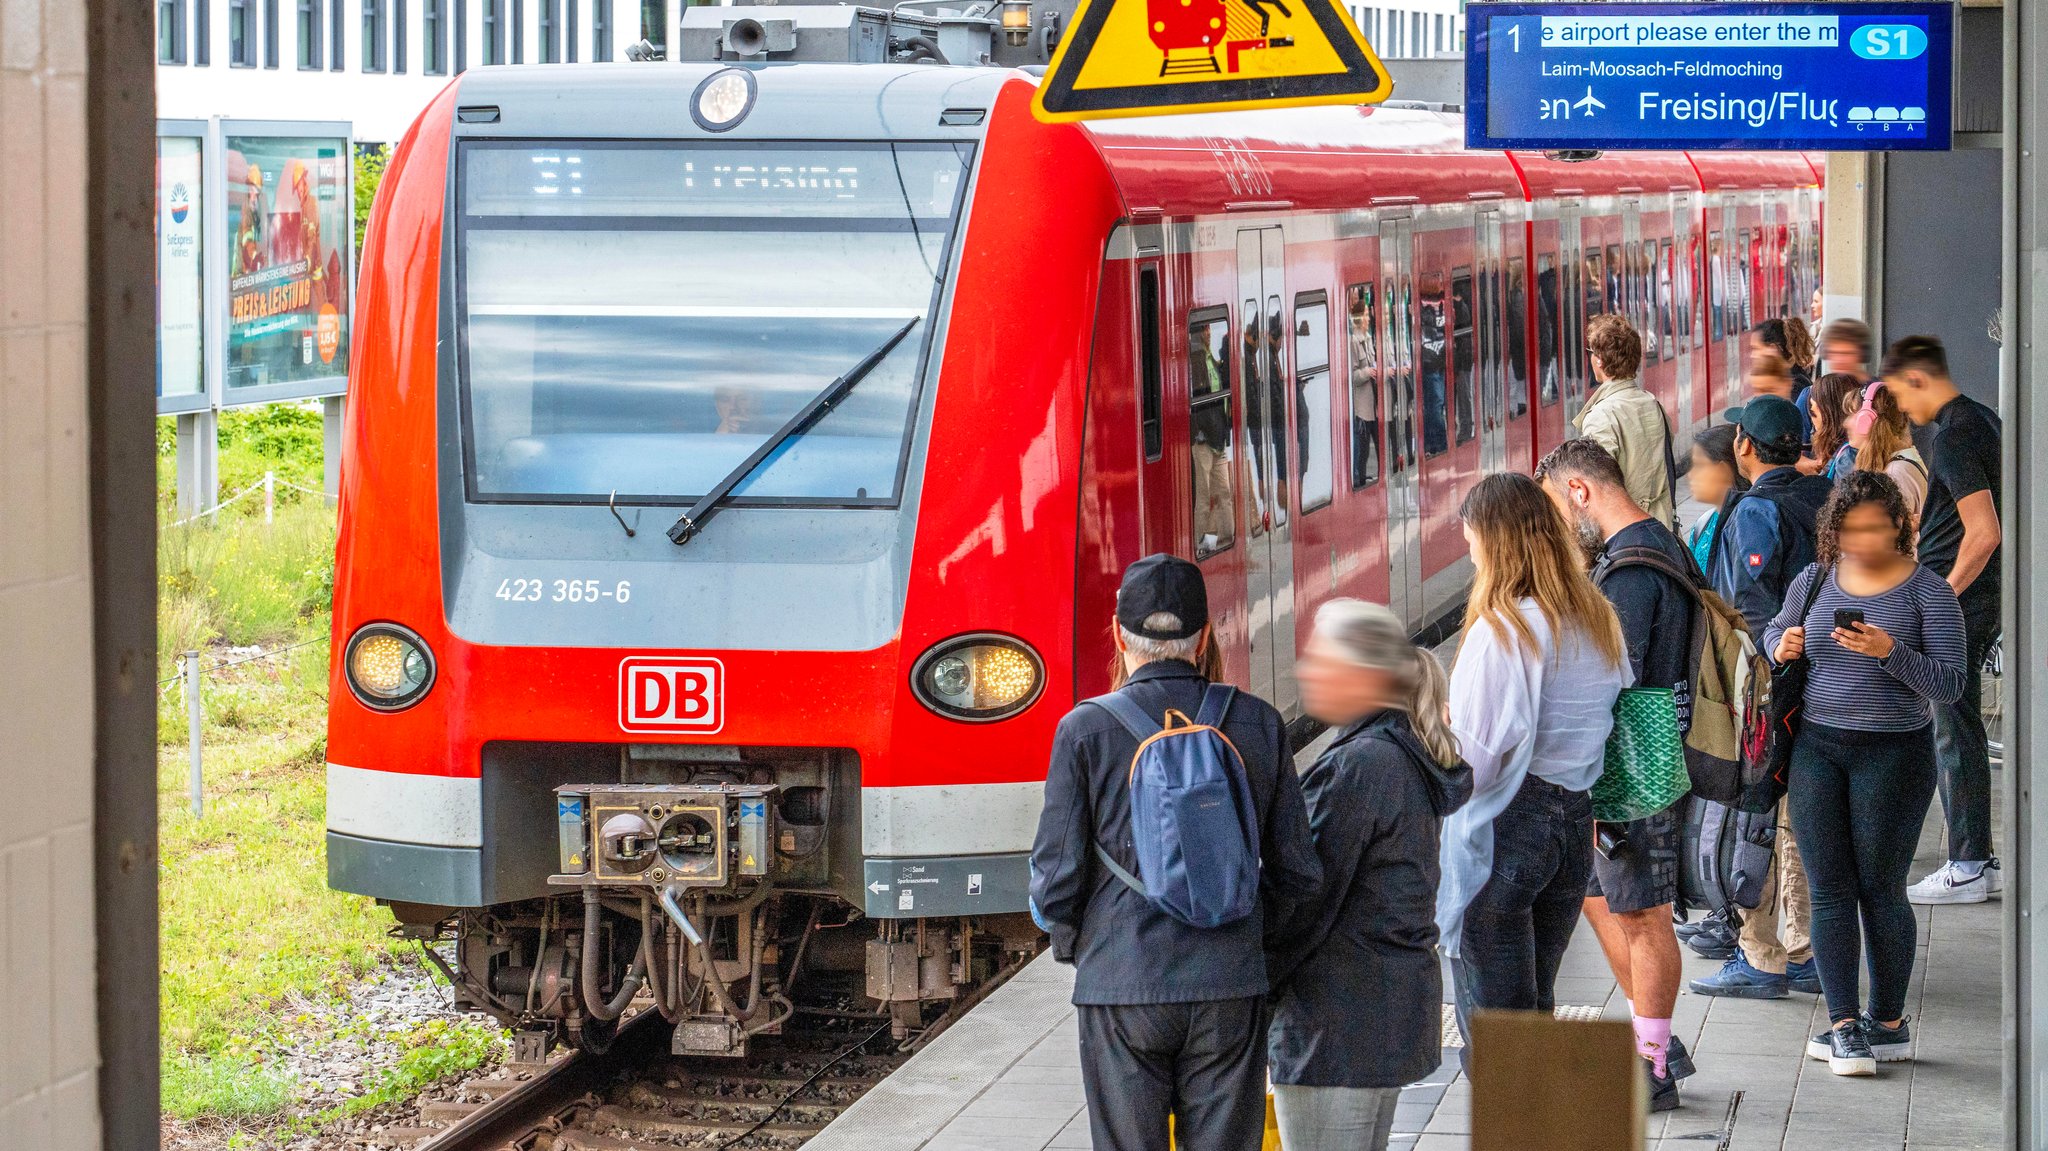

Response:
(326, 45), (1820, 1055)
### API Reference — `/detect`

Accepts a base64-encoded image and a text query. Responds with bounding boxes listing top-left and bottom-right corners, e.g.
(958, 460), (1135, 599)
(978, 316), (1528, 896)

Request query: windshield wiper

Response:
(667, 316), (922, 547)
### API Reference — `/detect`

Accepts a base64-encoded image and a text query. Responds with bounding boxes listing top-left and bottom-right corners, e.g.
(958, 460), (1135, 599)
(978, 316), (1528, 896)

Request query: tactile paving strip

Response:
(1440, 1003), (1605, 1048)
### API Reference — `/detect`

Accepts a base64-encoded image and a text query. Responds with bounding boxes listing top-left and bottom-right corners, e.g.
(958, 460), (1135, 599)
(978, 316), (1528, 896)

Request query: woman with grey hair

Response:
(1265, 600), (1473, 1151)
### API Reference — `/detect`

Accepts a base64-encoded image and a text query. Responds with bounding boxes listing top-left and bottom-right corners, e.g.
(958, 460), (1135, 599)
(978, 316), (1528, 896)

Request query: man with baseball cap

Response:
(1690, 395), (1833, 1002)
(1030, 553), (1320, 1151)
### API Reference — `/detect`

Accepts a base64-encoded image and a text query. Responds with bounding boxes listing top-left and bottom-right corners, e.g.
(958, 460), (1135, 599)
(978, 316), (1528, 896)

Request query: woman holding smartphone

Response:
(1763, 470), (1967, 1077)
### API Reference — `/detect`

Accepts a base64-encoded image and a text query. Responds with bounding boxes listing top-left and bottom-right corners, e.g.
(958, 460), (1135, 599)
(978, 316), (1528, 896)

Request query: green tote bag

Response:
(1593, 687), (1691, 823)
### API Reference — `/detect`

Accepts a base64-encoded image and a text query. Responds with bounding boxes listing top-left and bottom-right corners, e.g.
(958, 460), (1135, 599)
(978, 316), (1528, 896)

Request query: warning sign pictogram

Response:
(1032, 0), (1393, 122)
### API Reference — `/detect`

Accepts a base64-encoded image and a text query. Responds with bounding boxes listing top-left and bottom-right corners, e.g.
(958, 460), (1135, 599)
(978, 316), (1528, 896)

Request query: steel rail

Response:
(414, 1010), (665, 1151)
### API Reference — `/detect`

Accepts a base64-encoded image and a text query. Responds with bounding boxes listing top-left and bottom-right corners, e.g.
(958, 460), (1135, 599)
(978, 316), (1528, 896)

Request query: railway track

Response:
(379, 959), (1029, 1151)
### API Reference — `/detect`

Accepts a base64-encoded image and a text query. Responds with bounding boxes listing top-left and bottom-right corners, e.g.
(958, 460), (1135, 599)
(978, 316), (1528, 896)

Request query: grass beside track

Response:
(157, 408), (504, 1133)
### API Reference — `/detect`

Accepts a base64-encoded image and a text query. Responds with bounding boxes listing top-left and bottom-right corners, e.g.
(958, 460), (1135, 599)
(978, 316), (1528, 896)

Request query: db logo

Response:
(618, 657), (725, 734)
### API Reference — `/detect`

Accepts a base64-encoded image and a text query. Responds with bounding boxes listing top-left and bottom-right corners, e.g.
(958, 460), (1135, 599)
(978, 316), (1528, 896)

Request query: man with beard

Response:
(1536, 437), (1699, 1111)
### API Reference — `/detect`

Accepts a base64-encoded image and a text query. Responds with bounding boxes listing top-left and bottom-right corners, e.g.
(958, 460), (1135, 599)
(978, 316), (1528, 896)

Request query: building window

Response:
(512, 0), (525, 62)
(159, 0), (187, 63)
(484, 0), (505, 64)
(455, 0), (467, 70)
(641, 0), (665, 56)
(363, 0), (385, 70)
(593, 0), (611, 58)
(1434, 12), (1443, 54)
(541, 0), (560, 61)
(264, 0), (279, 65)
(1188, 307), (1236, 558)
(330, 0), (344, 68)
(424, 0), (445, 71)
(296, 0), (320, 67)
(194, 0), (211, 63)
(394, 0), (407, 70)
(229, 0), (255, 63)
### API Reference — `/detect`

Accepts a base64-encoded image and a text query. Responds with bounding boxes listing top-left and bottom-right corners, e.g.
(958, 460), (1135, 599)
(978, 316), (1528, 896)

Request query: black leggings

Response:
(1786, 722), (1936, 1024)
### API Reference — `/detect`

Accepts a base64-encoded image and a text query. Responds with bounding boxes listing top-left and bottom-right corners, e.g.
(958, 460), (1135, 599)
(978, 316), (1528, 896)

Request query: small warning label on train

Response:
(1032, 0), (1393, 122)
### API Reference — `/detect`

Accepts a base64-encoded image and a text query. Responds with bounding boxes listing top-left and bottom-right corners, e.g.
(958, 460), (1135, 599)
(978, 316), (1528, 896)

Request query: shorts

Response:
(1586, 803), (1681, 914)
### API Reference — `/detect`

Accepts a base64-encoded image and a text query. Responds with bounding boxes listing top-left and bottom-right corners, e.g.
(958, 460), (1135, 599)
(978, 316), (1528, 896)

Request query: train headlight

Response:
(344, 623), (435, 711)
(1000, 0), (1033, 45)
(910, 634), (1044, 722)
(692, 67), (757, 133)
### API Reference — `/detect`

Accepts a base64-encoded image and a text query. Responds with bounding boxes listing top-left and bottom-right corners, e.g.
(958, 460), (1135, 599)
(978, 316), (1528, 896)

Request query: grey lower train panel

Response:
(327, 831), (550, 907)
(861, 853), (1030, 918)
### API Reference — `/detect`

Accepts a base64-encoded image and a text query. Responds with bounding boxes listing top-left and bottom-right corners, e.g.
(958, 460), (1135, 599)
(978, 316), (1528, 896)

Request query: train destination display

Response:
(1465, 2), (1955, 151)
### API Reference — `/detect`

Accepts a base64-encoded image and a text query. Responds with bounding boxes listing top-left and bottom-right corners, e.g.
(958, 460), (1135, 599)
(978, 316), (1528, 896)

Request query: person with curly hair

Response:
(1761, 470), (1967, 1077)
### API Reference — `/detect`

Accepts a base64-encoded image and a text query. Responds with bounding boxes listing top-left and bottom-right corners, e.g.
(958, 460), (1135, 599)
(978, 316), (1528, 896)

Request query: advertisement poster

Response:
(223, 135), (350, 393)
(156, 135), (205, 401)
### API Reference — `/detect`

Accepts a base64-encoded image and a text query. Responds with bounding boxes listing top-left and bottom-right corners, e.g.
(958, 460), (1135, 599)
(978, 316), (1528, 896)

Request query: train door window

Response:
(1536, 253), (1559, 407)
(1345, 283), (1380, 488)
(1293, 292), (1333, 512)
(1658, 239), (1676, 362)
(1187, 307), (1235, 558)
(1138, 267), (1163, 462)
(1604, 243), (1622, 314)
(1418, 271), (1449, 457)
(1449, 268), (1475, 445)
(1707, 231), (1724, 342)
(1506, 256), (1529, 418)
(1738, 227), (1755, 332)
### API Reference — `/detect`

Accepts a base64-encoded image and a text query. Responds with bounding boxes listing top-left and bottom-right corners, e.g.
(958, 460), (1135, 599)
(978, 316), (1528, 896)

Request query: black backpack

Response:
(1679, 796), (1775, 917)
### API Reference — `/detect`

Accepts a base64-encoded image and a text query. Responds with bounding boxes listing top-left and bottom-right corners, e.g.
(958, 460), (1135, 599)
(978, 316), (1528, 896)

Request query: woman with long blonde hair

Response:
(1850, 381), (1928, 527)
(1437, 473), (1629, 1060)
(1268, 601), (1472, 1151)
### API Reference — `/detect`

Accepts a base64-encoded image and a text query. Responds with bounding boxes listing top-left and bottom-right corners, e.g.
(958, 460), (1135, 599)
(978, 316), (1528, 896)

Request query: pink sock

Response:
(1634, 1016), (1673, 1077)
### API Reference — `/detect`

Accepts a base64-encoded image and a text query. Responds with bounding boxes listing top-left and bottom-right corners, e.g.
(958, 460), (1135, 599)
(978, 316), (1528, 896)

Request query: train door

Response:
(1477, 209), (1508, 475)
(1559, 200), (1587, 422)
(1672, 193), (1696, 426)
(1720, 202), (1741, 407)
(1377, 216), (1423, 630)
(1235, 226), (1298, 712)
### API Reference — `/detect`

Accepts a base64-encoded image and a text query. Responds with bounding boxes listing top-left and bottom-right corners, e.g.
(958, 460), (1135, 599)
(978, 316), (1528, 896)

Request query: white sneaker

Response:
(1985, 859), (2004, 896)
(1907, 862), (1991, 906)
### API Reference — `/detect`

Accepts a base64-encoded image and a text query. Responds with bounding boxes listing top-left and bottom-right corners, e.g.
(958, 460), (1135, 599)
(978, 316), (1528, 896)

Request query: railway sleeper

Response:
(590, 1103), (829, 1139)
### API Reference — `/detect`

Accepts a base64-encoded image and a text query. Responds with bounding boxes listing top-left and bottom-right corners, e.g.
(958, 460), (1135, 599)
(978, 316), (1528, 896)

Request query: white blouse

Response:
(1435, 598), (1629, 957)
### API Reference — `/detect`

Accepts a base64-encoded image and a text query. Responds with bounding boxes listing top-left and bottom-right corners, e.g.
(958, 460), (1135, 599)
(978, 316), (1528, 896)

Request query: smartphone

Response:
(1834, 608), (1866, 632)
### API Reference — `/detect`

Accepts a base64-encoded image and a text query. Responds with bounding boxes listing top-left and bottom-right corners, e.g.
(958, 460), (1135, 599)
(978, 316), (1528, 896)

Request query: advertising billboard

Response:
(222, 134), (351, 396)
(157, 133), (206, 406)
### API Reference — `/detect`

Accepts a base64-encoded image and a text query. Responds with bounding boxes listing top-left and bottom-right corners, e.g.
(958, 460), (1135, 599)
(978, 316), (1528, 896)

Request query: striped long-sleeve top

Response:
(1762, 563), (1968, 733)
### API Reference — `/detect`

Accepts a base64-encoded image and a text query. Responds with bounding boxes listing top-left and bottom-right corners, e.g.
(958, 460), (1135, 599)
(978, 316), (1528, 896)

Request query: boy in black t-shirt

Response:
(1884, 336), (2004, 905)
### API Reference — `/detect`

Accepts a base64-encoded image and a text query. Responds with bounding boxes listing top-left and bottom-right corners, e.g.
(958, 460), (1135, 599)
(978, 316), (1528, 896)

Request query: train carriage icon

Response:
(1150, 0), (1294, 75)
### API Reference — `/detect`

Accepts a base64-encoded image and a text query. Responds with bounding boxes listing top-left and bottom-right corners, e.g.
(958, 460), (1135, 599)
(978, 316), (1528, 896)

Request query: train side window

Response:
(1188, 308), (1235, 558)
(1658, 239), (1676, 362)
(1345, 283), (1380, 488)
(1138, 267), (1163, 462)
(1449, 268), (1475, 445)
(1418, 272), (1449, 457)
(1738, 227), (1754, 332)
(1293, 292), (1333, 513)
(1536, 253), (1559, 407)
(1506, 255), (1528, 418)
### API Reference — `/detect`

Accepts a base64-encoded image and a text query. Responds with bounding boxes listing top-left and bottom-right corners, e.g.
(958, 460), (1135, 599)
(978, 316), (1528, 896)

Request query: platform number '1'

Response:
(1506, 22), (1521, 51)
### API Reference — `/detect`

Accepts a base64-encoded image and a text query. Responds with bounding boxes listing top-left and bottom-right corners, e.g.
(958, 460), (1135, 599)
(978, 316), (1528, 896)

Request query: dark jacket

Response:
(1707, 465), (1831, 635)
(1029, 660), (1322, 1006)
(1265, 710), (1473, 1088)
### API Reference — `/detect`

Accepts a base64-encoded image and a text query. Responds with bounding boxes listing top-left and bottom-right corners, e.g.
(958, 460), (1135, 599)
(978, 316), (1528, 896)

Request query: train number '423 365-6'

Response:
(494, 578), (632, 604)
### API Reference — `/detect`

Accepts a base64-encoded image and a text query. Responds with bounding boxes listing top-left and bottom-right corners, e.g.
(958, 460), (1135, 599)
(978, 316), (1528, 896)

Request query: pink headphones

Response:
(1848, 381), (1884, 439)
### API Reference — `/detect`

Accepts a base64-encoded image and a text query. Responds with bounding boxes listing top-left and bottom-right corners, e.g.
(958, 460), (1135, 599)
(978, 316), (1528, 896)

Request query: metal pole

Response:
(2006, 0), (2038, 1140)
(185, 650), (203, 818)
(263, 468), (274, 524)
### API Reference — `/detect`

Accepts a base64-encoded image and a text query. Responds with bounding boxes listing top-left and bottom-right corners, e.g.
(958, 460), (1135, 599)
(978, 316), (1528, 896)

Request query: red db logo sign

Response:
(618, 657), (725, 734)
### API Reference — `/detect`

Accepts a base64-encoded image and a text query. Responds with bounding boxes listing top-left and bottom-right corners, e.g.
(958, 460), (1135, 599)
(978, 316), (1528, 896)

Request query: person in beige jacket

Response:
(1575, 315), (1677, 531)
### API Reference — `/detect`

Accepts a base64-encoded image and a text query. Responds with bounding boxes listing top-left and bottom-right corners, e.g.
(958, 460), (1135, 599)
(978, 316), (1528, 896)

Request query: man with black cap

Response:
(1030, 553), (1321, 1151)
(1691, 394), (1832, 1001)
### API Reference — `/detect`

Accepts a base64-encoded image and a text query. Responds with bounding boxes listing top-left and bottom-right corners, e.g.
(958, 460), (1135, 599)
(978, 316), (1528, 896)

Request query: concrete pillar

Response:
(323, 394), (347, 504)
(1822, 151), (1873, 324)
(175, 408), (219, 517)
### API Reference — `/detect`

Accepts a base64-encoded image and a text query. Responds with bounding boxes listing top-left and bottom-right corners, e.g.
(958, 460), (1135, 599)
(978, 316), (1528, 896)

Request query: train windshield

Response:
(457, 140), (972, 505)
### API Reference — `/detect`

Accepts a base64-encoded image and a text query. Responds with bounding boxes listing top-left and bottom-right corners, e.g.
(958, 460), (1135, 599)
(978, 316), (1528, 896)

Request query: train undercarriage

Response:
(384, 750), (1041, 1058)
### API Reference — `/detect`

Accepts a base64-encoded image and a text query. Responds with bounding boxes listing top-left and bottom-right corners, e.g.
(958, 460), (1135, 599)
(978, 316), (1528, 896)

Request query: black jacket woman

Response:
(1266, 599), (1474, 1151)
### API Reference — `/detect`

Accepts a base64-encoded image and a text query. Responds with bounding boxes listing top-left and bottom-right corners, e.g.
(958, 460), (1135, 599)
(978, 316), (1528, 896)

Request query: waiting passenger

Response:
(1438, 474), (1628, 1061)
(1764, 471), (1965, 1075)
(1821, 317), (1875, 380)
(1534, 439), (1700, 1111)
(1266, 601), (1471, 1151)
(1029, 554), (1321, 1151)
(1746, 349), (1797, 405)
(1808, 373), (1866, 482)
(1848, 382), (1927, 531)
(1683, 425), (1749, 577)
(1575, 315), (1676, 531)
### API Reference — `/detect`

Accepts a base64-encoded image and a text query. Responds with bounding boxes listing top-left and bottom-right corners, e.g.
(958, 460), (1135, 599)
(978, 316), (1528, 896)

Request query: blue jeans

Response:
(1452, 775), (1593, 1059)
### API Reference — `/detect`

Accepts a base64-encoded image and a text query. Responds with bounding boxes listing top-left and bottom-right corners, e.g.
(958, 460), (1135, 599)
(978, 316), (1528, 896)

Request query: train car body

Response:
(327, 55), (1818, 1054)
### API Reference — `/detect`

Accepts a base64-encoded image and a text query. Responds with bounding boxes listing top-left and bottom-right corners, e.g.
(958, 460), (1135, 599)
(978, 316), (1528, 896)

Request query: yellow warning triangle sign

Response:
(1032, 0), (1393, 123)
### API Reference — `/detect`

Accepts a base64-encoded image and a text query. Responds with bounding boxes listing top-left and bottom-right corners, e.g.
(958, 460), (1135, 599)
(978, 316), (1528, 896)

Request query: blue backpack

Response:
(1087, 685), (1262, 929)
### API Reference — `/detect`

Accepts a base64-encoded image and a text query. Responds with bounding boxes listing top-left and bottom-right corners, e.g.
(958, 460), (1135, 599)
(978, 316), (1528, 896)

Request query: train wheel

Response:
(568, 1013), (619, 1055)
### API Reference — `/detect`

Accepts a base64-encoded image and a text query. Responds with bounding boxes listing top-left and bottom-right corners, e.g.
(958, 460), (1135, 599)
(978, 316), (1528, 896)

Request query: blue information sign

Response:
(1465, 2), (1955, 151)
